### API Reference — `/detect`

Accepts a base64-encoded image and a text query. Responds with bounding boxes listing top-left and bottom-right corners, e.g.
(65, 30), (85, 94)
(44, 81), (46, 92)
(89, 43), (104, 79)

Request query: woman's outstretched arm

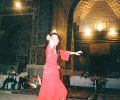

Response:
(70, 51), (83, 56)
(59, 50), (83, 61)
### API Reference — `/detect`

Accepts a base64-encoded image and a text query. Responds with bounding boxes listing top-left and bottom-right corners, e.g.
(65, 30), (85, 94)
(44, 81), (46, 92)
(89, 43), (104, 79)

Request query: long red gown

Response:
(38, 45), (70, 100)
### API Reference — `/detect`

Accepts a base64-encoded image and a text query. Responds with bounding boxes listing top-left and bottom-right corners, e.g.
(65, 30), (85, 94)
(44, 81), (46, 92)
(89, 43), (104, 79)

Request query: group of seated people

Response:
(0, 66), (42, 90)
(0, 67), (29, 90)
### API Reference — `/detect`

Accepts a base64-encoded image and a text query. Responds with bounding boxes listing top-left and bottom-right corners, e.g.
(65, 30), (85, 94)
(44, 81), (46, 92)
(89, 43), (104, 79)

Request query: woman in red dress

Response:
(38, 32), (83, 100)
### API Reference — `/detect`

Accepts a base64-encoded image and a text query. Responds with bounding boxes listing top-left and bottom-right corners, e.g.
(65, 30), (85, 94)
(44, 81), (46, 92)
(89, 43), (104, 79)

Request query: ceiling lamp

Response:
(14, 1), (22, 10)
(83, 28), (93, 39)
(95, 22), (106, 31)
(108, 28), (117, 37)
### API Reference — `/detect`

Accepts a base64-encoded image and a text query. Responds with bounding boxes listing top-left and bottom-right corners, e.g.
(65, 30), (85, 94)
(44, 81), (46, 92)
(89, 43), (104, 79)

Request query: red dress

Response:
(38, 45), (70, 100)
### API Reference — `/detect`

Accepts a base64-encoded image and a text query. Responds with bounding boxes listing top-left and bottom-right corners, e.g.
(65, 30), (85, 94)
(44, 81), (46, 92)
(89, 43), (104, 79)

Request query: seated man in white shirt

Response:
(18, 68), (29, 90)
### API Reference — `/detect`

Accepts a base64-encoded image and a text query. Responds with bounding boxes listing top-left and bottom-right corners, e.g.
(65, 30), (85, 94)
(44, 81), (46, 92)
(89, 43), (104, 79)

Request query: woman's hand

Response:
(58, 65), (61, 69)
(74, 51), (83, 56)
(69, 50), (83, 55)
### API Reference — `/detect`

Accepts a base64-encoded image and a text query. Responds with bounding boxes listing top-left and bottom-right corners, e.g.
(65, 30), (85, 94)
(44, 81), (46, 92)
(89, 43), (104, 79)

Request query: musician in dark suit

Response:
(1, 67), (17, 89)
(18, 68), (29, 90)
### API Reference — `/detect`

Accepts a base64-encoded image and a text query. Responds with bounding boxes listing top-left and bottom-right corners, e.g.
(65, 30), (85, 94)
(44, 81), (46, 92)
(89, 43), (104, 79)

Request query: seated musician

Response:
(28, 75), (41, 95)
(1, 67), (17, 89)
(18, 68), (29, 90)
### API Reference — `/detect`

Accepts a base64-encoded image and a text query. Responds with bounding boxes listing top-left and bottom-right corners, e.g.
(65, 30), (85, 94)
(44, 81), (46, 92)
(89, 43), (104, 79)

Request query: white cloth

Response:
(70, 76), (120, 89)
(19, 72), (28, 78)
(70, 76), (93, 87)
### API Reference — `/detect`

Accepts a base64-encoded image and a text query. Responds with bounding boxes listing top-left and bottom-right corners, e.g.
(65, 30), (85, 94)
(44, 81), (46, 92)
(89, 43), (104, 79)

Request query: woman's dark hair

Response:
(50, 33), (61, 64)
(50, 32), (58, 36)
(44, 32), (61, 64)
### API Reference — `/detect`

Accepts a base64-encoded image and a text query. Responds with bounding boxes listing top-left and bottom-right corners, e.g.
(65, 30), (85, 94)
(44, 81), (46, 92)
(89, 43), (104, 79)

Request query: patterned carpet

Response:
(67, 88), (120, 100)
(68, 90), (92, 99)
(1, 88), (120, 100)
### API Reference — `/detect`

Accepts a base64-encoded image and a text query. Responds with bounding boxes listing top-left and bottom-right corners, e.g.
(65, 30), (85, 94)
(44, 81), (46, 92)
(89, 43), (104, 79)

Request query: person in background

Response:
(1, 67), (17, 89)
(18, 68), (29, 90)
(38, 31), (83, 100)
(28, 75), (41, 95)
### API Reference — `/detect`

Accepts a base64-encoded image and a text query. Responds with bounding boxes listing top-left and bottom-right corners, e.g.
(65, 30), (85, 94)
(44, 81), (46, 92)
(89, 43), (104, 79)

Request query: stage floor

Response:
(0, 88), (120, 100)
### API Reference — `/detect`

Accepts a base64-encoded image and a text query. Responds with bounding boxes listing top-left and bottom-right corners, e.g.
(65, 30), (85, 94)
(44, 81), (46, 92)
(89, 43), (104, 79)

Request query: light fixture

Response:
(14, 1), (22, 10)
(83, 28), (93, 39)
(108, 28), (117, 37)
(85, 28), (92, 37)
(95, 22), (106, 31)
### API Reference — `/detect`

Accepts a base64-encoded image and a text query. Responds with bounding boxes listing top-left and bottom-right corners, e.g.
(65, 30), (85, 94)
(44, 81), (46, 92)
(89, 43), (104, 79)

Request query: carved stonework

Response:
(29, 45), (45, 65)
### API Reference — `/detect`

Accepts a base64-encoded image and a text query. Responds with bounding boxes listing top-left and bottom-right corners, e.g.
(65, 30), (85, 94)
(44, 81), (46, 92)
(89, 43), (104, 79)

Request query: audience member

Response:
(1, 67), (17, 89)
(18, 68), (29, 90)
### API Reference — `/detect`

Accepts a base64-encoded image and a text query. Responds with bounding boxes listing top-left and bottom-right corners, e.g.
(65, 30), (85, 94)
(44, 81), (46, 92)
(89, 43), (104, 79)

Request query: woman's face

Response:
(51, 34), (59, 46)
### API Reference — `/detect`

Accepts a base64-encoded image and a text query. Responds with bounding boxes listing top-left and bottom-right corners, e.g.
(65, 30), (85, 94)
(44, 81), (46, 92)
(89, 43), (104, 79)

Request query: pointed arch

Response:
(66, 0), (80, 50)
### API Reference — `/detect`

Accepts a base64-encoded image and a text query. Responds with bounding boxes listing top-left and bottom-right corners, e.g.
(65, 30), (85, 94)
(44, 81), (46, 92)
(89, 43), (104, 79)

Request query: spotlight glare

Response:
(14, 1), (22, 9)
(108, 28), (117, 37)
(84, 28), (92, 37)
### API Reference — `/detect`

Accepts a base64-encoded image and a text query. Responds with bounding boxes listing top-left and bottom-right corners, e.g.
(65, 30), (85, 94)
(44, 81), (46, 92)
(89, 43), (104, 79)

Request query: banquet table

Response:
(105, 78), (120, 89)
(70, 76), (120, 89)
(70, 76), (94, 87)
